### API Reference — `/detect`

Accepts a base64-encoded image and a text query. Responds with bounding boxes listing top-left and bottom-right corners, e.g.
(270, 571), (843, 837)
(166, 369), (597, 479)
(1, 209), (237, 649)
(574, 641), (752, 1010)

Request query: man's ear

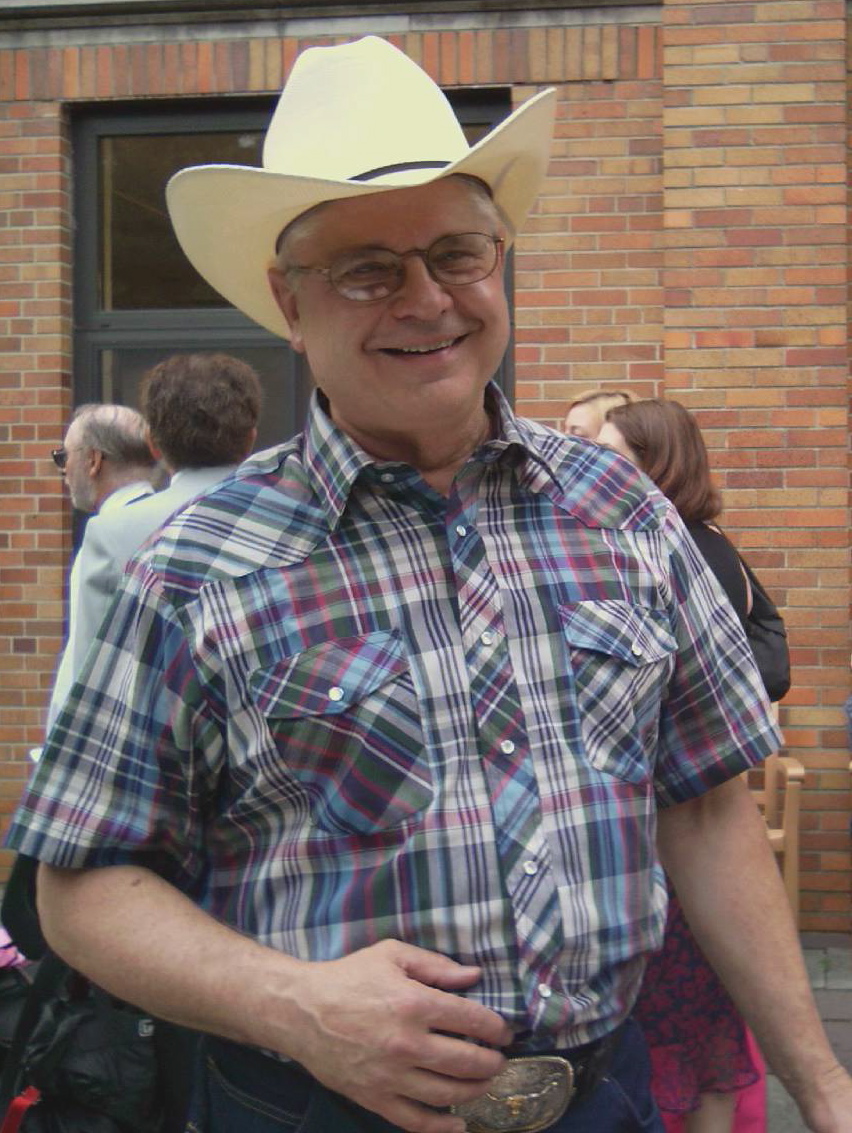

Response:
(268, 269), (305, 354)
(86, 448), (103, 478)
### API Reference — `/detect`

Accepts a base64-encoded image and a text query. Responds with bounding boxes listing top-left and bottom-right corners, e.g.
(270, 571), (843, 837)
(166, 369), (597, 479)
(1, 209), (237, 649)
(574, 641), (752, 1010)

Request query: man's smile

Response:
(378, 334), (467, 356)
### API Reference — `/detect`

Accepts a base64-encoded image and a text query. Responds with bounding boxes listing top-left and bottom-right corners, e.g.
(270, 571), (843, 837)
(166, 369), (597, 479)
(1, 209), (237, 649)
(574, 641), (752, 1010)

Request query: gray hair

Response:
(71, 403), (157, 470)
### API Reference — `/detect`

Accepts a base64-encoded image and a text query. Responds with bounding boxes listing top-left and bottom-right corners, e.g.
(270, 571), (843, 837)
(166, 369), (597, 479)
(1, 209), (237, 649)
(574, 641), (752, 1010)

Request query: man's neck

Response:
(350, 413), (492, 497)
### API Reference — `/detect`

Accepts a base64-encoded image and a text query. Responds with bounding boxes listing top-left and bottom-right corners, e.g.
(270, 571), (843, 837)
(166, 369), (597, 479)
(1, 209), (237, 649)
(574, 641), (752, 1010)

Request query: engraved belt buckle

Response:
(451, 1055), (575, 1133)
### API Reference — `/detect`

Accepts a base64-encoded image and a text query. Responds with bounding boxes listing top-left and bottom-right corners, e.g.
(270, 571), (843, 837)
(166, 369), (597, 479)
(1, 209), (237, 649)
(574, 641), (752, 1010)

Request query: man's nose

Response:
(390, 254), (453, 315)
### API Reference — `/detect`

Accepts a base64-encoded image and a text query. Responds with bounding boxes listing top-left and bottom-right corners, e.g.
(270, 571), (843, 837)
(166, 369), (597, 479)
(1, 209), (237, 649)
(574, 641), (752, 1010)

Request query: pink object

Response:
(0, 926), (28, 969)
(657, 1034), (766, 1132)
(733, 1032), (767, 1132)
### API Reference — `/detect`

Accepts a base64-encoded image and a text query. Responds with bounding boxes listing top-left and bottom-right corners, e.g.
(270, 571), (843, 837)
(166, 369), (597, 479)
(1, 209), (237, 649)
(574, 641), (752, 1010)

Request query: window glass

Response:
(100, 131), (264, 310)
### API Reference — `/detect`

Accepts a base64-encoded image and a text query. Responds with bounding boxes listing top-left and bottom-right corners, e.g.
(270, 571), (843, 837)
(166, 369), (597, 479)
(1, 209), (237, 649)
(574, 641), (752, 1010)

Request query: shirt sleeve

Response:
(651, 506), (781, 807)
(7, 564), (224, 894)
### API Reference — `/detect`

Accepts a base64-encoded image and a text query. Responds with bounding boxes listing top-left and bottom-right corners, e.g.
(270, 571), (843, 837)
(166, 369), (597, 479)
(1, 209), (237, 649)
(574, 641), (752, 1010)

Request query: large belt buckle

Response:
(451, 1055), (575, 1133)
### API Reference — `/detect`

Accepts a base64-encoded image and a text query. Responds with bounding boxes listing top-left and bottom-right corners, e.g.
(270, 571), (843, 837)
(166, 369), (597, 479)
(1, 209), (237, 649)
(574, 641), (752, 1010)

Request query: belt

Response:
(451, 1026), (624, 1133)
(207, 1024), (623, 1133)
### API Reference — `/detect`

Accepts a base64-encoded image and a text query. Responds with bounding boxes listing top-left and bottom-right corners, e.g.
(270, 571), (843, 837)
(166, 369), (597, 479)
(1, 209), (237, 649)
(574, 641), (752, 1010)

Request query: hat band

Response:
(350, 160), (450, 182)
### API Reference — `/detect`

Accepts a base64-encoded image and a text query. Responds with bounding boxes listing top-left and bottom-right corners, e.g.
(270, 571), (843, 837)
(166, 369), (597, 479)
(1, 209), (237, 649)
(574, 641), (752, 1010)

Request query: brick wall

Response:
(660, 0), (851, 930)
(0, 93), (73, 834)
(0, 0), (849, 930)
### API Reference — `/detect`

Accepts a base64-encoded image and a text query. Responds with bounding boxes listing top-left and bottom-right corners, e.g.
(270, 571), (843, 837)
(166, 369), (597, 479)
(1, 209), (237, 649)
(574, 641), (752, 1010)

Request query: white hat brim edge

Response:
(166, 88), (557, 339)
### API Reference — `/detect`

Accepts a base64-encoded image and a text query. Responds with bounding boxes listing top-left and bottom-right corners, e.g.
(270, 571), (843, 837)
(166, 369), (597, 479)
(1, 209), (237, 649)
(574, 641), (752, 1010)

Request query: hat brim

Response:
(166, 88), (556, 339)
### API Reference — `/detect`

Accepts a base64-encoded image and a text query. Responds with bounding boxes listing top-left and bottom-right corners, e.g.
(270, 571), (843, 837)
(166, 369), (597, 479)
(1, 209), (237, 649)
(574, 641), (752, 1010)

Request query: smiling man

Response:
(268, 179), (509, 494)
(8, 35), (852, 1133)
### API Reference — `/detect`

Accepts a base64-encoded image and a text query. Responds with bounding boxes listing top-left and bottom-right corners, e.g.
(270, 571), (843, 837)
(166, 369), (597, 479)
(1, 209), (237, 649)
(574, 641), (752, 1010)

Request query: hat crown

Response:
(262, 37), (469, 181)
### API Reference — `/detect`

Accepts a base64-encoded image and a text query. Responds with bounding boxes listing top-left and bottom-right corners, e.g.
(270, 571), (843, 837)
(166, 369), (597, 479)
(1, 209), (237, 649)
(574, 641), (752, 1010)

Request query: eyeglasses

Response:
(286, 232), (504, 302)
(51, 448), (68, 470)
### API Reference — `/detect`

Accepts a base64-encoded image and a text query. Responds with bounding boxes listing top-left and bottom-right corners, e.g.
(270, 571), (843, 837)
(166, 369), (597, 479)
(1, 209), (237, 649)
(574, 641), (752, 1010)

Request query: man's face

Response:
(60, 418), (98, 513)
(268, 178), (510, 455)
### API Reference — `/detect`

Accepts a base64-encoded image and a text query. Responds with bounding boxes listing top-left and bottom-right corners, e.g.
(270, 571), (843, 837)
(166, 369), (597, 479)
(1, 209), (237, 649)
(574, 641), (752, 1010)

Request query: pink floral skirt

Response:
(633, 890), (764, 1120)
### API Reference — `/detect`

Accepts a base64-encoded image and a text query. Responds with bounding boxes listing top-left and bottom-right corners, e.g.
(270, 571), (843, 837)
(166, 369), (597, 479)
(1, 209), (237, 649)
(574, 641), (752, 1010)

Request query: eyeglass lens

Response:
(329, 233), (500, 302)
(51, 448), (67, 469)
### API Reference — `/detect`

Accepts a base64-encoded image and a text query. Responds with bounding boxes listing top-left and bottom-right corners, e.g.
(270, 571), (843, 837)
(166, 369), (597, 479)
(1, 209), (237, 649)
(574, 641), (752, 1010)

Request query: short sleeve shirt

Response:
(7, 386), (780, 1049)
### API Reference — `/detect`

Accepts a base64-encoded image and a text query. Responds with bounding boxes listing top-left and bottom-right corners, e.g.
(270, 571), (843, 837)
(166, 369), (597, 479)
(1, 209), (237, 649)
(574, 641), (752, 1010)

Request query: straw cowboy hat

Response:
(166, 36), (556, 338)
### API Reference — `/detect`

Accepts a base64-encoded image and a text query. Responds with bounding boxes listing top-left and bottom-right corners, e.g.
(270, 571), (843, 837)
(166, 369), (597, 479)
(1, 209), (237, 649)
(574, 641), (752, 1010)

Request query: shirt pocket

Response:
(249, 630), (432, 835)
(559, 600), (677, 784)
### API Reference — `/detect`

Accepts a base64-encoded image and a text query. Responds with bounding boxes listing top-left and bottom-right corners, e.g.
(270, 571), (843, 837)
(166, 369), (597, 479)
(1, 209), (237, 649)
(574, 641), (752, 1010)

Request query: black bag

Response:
(0, 955), (162, 1133)
(0, 858), (164, 1133)
(739, 556), (791, 703)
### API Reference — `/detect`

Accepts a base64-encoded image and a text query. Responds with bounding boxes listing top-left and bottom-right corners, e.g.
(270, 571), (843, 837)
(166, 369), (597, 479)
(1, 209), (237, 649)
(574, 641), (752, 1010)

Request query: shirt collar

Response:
(300, 383), (563, 527)
(302, 391), (377, 525)
(98, 481), (155, 513)
(170, 466), (236, 489)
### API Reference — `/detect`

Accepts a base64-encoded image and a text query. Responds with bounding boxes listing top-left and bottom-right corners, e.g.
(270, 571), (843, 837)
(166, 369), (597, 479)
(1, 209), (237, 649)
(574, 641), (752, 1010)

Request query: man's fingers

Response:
(410, 1029), (506, 1082)
(396, 942), (485, 990)
(370, 1095), (467, 1133)
(415, 982), (513, 1050)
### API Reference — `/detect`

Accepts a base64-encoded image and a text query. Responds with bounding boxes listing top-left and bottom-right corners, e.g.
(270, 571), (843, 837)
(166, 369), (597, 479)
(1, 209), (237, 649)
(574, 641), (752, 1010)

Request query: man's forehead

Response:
(290, 178), (498, 251)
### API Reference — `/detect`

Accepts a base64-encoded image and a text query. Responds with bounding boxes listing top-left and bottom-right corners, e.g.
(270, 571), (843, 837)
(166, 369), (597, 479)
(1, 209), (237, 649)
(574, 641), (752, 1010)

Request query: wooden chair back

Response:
(747, 705), (805, 927)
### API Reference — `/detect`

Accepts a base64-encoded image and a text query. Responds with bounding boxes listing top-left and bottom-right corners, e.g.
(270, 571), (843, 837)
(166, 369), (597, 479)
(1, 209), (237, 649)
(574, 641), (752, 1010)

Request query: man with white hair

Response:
(47, 402), (158, 726)
(9, 37), (852, 1133)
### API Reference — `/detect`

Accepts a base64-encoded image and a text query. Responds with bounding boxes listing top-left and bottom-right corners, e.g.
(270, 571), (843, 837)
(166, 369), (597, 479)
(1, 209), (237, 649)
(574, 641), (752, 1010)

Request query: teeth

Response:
(398, 339), (456, 354)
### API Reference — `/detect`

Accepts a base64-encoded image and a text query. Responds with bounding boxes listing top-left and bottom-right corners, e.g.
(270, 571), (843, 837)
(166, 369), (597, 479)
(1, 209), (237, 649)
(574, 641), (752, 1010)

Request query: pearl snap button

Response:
(328, 686), (344, 702)
(538, 983), (553, 999)
(500, 740), (515, 755)
(523, 860), (538, 876)
(480, 631), (494, 645)
(455, 524), (467, 537)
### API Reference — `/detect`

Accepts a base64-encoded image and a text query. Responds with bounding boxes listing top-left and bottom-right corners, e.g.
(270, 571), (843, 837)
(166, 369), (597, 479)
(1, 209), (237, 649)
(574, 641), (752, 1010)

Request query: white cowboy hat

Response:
(166, 36), (556, 339)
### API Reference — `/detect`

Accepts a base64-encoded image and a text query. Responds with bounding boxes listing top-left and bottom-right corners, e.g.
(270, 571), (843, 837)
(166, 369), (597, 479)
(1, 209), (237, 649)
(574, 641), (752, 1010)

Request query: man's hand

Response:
(795, 1062), (852, 1133)
(658, 782), (852, 1133)
(37, 867), (511, 1133)
(273, 940), (513, 1133)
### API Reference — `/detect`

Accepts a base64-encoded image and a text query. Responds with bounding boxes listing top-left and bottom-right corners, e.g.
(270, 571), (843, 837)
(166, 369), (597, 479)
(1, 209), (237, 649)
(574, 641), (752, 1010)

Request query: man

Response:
(8, 36), (851, 1133)
(46, 358), (260, 730)
(47, 403), (158, 726)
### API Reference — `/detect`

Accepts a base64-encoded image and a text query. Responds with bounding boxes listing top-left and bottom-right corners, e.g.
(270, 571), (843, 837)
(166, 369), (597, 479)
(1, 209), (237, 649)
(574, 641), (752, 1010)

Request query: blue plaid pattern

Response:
(7, 385), (780, 1049)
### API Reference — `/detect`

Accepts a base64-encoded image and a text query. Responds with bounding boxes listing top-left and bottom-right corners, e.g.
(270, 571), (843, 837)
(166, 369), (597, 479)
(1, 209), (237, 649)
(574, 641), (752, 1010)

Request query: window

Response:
(73, 90), (514, 449)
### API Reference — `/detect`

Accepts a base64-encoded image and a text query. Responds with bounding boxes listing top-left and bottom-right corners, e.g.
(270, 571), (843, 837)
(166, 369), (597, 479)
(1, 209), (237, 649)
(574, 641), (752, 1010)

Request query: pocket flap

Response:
(559, 600), (676, 665)
(250, 630), (407, 718)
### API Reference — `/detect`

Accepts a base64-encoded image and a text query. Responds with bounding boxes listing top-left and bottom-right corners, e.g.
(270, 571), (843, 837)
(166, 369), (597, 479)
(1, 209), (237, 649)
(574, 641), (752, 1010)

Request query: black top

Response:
(686, 521), (749, 627)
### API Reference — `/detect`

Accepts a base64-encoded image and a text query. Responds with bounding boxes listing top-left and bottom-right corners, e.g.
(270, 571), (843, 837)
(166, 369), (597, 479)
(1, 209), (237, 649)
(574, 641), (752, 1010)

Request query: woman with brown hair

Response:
(597, 398), (764, 1133)
(598, 398), (750, 625)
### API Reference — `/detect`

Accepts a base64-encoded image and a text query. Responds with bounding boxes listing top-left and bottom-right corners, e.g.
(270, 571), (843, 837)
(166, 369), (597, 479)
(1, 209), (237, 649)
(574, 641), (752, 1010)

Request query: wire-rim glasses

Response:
(286, 232), (504, 303)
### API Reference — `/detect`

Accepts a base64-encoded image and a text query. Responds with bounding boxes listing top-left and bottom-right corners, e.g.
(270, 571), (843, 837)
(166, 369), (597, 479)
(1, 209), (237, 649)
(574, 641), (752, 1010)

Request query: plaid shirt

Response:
(8, 386), (780, 1049)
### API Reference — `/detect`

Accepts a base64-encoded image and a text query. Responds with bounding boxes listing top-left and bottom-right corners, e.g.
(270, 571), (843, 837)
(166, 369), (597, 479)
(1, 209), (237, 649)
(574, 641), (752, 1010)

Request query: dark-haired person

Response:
(598, 399), (750, 625)
(598, 397), (763, 1133)
(46, 354), (260, 729)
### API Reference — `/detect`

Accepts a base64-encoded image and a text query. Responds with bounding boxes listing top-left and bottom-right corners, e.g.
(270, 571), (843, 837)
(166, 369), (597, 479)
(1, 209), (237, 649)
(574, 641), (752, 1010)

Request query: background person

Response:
(597, 397), (765, 1133)
(48, 403), (158, 727)
(562, 388), (634, 440)
(7, 36), (852, 1133)
(46, 357), (261, 731)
